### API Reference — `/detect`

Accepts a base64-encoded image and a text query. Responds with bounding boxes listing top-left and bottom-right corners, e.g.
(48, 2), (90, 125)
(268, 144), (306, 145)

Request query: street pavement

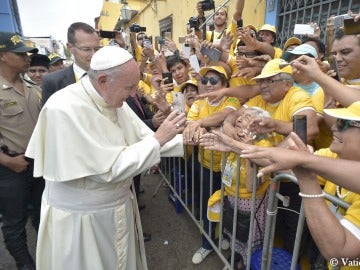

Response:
(0, 172), (225, 270)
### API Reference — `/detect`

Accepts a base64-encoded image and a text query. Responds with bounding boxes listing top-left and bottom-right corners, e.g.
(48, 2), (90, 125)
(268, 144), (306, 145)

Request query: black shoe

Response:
(143, 232), (152, 242)
(138, 204), (146, 211)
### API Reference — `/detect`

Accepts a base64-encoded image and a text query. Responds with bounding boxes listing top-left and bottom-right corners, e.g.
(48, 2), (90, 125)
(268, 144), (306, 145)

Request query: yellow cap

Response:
(259, 24), (276, 34)
(179, 80), (198, 92)
(324, 101), (360, 121)
(283, 37), (301, 51)
(252, 58), (292, 80)
(199, 65), (228, 79)
(245, 24), (257, 32)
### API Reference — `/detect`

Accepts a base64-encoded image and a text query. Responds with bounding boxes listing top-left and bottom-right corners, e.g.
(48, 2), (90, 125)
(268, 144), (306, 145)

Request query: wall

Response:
(104, 0), (266, 43)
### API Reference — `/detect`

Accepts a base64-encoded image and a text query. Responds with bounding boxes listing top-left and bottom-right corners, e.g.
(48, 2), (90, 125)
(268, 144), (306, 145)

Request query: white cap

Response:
(90, 46), (133, 70)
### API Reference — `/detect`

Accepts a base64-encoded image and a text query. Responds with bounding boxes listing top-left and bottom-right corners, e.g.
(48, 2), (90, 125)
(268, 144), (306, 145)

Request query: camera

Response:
(99, 30), (116, 39)
(200, 0), (215, 11)
(188, 16), (200, 30)
(130, 23), (146, 33)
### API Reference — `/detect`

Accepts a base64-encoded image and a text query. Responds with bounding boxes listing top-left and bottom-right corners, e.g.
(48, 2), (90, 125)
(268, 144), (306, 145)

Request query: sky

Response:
(17, 0), (104, 44)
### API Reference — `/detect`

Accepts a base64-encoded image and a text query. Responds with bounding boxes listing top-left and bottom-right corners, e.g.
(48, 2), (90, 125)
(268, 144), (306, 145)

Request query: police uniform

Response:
(0, 31), (44, 269)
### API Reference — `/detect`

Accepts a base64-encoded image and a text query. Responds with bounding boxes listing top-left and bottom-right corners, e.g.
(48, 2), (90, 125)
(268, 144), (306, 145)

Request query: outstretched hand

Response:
(240, 132), (312, 177)
(154, 110), (186, 146)
(196, 87), (226, 103)
(199, 129), (235, 152)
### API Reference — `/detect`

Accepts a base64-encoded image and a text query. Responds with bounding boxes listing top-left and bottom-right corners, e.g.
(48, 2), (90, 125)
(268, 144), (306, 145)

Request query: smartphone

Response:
(293, 24), (314, 35)
(99, 30), (116, 39)
(329, 55), (341, 82)
(189, 54), (200, 73)
(143, 39), (152, 48)
(162, 72), (173, 84)
(200, 45), (222, 62)
(172, 92), (185, 114)
(344, 18), (360, 35)
(178, 36), (186, 43)
(182, 43), (191, 59)
(293, 115), (307, 144)
(333, 14), (352, 29)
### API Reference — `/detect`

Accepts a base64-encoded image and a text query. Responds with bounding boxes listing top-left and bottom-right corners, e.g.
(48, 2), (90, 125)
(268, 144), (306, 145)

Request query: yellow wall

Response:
(98, 2), (122, 31)
(102, 0), (266, 44)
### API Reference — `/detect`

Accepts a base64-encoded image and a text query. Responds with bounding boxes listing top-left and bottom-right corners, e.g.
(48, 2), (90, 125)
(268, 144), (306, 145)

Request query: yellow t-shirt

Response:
(206, 29), (226, 42)
(274, 47), (283, 58)
(246, 86), (315, 146)
(187, 96), (241, 171)
(226, 20), (237, 56)
(143, 73), (160, 97)
(324, 174), (360, 270)
(135, 45), (142, 64)
(223, 139), (272, 199)
(138, 79), (152, 96)
(315, 148), (338, 186)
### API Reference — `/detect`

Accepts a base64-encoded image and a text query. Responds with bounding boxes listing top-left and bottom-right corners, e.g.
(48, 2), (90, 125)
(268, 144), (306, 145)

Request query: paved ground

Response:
(0, 172), (225, 270)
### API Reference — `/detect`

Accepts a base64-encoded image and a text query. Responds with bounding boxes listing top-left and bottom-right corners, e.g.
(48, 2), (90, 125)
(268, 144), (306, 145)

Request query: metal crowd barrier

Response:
(154, 146), (350, 270)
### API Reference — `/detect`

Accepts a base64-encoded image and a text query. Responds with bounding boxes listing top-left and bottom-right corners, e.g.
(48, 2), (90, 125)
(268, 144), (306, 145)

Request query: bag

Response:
(222, 197), (251, 242)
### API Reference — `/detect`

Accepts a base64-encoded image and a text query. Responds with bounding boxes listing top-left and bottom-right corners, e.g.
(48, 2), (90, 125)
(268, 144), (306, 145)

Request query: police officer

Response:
(0, 32), (44, 270)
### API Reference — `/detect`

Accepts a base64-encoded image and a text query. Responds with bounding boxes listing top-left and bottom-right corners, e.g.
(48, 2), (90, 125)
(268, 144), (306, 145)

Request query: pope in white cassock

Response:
(25, 46), (186, 270)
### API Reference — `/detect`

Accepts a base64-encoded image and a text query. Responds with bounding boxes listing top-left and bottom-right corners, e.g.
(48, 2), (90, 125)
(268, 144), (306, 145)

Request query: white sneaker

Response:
(192, 247), (212, 264)
(221, 238), (230, 250)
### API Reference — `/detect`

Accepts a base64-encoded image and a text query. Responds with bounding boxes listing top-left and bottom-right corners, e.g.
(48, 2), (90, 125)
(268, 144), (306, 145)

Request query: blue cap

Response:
(282, 44), (318, 62)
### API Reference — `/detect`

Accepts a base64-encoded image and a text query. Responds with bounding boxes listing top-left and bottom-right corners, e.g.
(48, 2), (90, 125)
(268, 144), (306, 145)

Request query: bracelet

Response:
(298, 191), (325, 198)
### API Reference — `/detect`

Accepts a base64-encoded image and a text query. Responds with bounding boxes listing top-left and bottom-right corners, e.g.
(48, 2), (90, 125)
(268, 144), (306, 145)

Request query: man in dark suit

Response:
(41, 22), (100, 106)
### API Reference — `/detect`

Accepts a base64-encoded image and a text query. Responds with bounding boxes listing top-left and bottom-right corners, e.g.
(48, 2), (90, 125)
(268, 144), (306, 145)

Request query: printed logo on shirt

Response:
(3, 101), (17, 108)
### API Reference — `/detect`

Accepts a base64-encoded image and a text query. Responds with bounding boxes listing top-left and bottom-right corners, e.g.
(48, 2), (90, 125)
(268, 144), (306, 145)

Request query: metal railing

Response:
(154, 147), (350, 270)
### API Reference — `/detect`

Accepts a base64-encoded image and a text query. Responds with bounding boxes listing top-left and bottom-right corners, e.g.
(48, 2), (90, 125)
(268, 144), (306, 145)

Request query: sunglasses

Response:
(201, 76), (220, 85)
(336, 119), (360, 132)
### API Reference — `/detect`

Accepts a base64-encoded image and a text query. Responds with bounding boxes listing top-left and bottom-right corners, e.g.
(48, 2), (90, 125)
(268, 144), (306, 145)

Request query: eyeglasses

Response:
(201, 76), (220, 85)
(73, 45), (102, 54)
(256, 78), (286, 85)
(336, 119), (360, 132)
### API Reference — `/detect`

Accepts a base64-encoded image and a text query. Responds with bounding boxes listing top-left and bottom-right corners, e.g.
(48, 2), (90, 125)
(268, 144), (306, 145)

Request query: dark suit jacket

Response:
(41, 65), (76, 107)
(126, 96), (156, 131)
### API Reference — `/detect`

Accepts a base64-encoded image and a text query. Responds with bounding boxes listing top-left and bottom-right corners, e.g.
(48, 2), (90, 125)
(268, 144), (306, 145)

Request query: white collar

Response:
(73, 63), (87, 80)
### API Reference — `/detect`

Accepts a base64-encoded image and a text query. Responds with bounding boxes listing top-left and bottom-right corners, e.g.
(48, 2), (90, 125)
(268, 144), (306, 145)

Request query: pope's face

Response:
(103, 60), (140, 108)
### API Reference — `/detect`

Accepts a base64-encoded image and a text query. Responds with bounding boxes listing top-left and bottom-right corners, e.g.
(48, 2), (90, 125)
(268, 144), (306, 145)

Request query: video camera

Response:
(188, 17), (200, 30)
(130, 23), (146, 33)
(200, 0), (215, 11)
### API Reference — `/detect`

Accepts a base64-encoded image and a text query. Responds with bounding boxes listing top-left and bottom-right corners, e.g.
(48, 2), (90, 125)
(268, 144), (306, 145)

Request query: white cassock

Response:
(26, 77), (183, 270)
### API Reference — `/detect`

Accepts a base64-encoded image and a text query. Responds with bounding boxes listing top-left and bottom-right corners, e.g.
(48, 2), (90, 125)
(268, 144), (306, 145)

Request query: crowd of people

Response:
(0, 0), (359, 269)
